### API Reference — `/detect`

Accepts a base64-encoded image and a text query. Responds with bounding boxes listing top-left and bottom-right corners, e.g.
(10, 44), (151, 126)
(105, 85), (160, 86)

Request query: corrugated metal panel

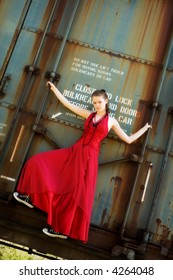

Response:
(69, 0), (172, 63)
(0, 0), (173, 259)
(0, 0), (29, 75)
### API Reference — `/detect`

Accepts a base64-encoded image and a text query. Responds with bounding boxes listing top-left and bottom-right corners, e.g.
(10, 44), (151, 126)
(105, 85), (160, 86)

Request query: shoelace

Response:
(19, 194), (30, 202)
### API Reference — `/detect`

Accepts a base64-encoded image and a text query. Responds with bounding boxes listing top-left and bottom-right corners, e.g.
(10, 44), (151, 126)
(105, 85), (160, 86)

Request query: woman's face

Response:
(92, 95), (108, 113)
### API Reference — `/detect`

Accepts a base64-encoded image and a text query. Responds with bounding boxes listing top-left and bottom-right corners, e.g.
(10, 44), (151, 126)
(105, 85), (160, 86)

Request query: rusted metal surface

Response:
(0, 0), (173, 259)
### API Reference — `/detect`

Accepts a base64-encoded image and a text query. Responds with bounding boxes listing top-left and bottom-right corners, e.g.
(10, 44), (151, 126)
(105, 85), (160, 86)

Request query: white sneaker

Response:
(13, 192), (34, 208)
(42, 228), (68, 239)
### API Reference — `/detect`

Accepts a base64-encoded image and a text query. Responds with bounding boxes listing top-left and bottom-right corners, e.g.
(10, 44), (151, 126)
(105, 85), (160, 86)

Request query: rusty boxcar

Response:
(0, 0), (173, 260)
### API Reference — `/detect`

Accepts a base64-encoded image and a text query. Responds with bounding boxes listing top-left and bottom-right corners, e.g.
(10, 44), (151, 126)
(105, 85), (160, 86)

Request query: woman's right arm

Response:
(47, 81), (91, 119)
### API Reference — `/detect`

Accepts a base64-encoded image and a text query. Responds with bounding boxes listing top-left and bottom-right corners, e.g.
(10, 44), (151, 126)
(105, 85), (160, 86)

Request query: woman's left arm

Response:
(110, 118), (151, 144)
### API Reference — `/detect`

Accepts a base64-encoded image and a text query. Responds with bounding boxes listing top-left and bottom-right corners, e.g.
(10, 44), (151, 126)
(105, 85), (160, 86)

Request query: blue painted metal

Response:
(0, 0), (173, 259)
(0, 0), (30, 73)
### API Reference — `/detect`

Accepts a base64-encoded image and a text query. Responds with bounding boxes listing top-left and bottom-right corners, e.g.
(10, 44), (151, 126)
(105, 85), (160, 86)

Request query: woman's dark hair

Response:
(91, 89), (110, 114)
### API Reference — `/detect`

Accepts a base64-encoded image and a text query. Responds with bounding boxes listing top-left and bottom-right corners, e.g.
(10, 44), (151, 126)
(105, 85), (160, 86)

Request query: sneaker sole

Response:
(42, 228), (68, 239)
(13, 192), (34, 208)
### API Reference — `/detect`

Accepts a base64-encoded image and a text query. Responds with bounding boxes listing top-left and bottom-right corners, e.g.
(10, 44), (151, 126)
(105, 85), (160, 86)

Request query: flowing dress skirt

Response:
(17, 141), (98, 242)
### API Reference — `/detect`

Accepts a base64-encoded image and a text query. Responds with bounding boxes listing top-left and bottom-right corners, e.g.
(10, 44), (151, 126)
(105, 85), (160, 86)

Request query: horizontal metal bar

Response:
(67, 39), (163, 68)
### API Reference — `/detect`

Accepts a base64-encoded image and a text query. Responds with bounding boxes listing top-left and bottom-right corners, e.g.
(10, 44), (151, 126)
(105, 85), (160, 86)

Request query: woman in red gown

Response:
(13, 81), (151, 243)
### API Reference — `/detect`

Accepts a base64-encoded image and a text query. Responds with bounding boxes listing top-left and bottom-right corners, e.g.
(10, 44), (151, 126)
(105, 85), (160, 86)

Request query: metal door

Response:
(0, 0), (173, 257)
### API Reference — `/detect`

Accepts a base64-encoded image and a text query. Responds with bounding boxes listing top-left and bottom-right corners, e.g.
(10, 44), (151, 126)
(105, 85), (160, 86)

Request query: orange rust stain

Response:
(153, 218), (172, 248)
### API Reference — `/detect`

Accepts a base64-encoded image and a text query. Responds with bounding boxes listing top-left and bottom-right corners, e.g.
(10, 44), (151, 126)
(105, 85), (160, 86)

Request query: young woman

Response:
(13, 81), (151, 242)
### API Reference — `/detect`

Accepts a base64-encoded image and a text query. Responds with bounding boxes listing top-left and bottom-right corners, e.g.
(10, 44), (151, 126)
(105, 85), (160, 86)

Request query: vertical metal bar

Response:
(32, 0), (60, 66)
(0, 0), (32, 81)
(35, 0), (81, 125)
(120, 33), (173, 237)
(11, 0), (81, 190)
(141, 117), (173, 249)
(0, 0), (58, 163)
(52, 0), (81, 73)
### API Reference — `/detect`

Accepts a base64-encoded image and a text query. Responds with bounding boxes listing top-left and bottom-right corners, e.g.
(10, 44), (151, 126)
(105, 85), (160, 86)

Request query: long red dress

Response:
(17, 112), (108, 242)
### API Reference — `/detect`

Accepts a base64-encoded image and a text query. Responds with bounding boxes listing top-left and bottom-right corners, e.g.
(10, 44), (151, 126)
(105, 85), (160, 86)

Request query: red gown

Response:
(17, 112), (108, 242)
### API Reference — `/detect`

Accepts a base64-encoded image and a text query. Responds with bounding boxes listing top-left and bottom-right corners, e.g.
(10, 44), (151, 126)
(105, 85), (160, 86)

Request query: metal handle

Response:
(10, 125), (25, 162)
(141, 162), (153, 202)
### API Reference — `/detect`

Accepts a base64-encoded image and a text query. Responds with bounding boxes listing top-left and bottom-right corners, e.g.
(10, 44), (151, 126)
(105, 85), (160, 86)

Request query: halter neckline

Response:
(92, 112), (107, 127)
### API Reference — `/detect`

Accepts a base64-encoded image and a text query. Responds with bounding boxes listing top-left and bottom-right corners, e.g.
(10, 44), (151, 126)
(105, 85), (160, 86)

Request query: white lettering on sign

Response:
(71, 57), (124, 82)
(115, 96), (132, 106)
(0, 123), (7, 138)
(62, 83), (142, 130)
(0, 123), (7, 128)
(60, 57), (142, 130)
(118, 115), (133, 125)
